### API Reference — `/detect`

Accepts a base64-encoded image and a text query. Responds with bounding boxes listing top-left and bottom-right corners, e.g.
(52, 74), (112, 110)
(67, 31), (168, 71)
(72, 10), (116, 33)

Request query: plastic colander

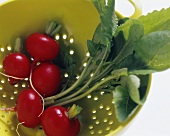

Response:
(0, 0), (151, 136)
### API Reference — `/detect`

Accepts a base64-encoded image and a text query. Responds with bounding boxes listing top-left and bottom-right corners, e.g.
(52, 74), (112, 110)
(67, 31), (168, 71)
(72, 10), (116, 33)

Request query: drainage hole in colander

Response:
(1, 104), (6, 108)
(108, 111), (113, 116)
(21, 83), (27, 88)
(99, 104), (104, 109)
(5, 129), (8, 132)
(13, 90), (18, 94)
(1, 114), (6, 118)
(1, 78), (5, 84)
(92, 115), (96, 120)
(87, 94), (92, 99)
(0, 85), (3, 91)
(89, 130), (103, 135)
(10, 95), (15, 100)
(95, 120), (100, 125)
(93, 96), (98, 101)
(98, 130), (103, 134)
(106, 127), (111, 131)
(109, 121), (114, 125)
(2, 92), (7, 98)
(92, 110), (97, 114)
(90, 130), (95, 135)
(6, 120), (11, 124)
(103, 118), (108, 123)
(14, 84), (19, 88)
(0, 47), (5, 52)
(10, 126), (15, 131)
(5, 111), (10, 114)
(89, 125), (93, 130)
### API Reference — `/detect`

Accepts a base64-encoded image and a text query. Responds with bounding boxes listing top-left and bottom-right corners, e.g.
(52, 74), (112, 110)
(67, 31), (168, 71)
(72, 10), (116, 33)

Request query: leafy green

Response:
(111, 9), (170, 122)
(130, 31), (170, 74)
(113, 19), (144, 64)
(87, 40), (100, 57)
(92, 0), (117, 48)
(121, 75), (144, 105)
(46, 1), (170, 124)
(113, 86), (137, 122)
(139, 8), (170, 34)
(111, 68), (128, 78)
(46, 0), (118, 102)
(118, 17), (129, 26)
(115, 19), (144, 41)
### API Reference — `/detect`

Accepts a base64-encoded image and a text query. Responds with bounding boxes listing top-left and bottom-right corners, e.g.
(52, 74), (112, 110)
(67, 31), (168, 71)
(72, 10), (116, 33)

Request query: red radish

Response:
(41, 105), (82, 136)
(8, 77), (20, 85)
(16, 89), (43, 128)
(26, 33), (60, 62)
(3, 53), (31, 85)
(31, 62), (62, 97)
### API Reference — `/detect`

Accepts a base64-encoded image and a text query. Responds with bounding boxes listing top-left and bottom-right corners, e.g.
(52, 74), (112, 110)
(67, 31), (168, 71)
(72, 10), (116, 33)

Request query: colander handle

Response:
(129, 0), (142, 18)
(116, 0), (142, 19)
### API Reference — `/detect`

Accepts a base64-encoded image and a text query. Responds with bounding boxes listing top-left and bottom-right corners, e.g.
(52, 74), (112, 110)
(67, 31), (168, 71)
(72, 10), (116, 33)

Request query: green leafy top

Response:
(139, 8), (170, 34)
(46, 0), (170, 123)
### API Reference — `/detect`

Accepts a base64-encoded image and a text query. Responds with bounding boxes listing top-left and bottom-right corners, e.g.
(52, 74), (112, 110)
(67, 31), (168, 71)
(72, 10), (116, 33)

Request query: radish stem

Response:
(52, 46), (109, 103)
(68, 104), (82, 119)
(14, 38), (23, 53)
(44, 57), (93, 101)
(55, 74), (118, 106)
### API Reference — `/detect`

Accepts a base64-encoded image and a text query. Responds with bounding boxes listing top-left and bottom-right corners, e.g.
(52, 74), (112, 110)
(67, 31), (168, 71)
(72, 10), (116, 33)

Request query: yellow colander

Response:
(0, 0), (151, 136)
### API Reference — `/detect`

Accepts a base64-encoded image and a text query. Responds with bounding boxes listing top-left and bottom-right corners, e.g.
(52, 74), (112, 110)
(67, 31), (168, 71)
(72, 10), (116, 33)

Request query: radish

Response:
(26, 33), (60, 62)
(16, 89), (43, 128)
(2, 53), (31, 85)
(31, 62), (62, 97)
(8, 77), (20, 85)
(41, 105), (82, 136)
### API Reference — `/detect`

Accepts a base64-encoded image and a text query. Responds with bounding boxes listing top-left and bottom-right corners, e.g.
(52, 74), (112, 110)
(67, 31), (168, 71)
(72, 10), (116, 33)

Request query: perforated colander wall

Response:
(0, 0), (150, 136)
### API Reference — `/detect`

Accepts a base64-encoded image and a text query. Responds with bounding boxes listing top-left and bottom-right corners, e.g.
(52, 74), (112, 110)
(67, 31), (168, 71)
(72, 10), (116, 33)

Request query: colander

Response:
(0, 0), (151, 136)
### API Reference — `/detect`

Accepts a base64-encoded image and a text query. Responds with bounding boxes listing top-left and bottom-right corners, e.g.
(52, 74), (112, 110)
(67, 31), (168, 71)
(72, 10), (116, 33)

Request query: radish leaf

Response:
(139, 8), (170, 34)
(130, 31), (170, 73)
(113, 86), (137, 122)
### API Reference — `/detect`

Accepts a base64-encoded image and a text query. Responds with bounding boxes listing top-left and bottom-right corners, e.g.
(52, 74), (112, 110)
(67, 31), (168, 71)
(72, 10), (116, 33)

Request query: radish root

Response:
(0, 72), (25, 80)
(29, 67), (45, 117)
(0, 107), (16, 112)
(16, 122), (25, 136)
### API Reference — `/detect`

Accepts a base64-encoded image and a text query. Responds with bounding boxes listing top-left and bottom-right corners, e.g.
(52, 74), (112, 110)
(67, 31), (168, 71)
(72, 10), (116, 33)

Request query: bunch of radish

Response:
(1, 22), (81, 136)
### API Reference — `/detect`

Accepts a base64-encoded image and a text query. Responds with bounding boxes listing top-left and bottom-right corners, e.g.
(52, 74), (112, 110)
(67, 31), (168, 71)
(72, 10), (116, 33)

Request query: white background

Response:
(0, 0), (170, 136)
